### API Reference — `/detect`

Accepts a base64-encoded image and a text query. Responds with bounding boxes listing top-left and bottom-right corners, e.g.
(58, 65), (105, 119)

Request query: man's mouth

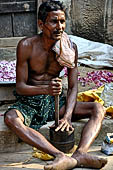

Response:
(54, 31), (63, 35)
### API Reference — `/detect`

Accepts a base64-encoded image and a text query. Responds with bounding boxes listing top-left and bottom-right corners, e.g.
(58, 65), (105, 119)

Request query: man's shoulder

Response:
(18, 35), (40, 48)
(16, 35), (41, 58)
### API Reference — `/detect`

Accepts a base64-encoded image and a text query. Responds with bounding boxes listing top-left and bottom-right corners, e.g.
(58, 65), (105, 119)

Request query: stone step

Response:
(0, 113), (32, 153)
(39, 118), (113, 146)
(0, 109), (113, 153)
(0, 37), (23, 48)
(0, 37), (23, 61)
(0, 83), (16, 102)
(0, 47), (16, 61)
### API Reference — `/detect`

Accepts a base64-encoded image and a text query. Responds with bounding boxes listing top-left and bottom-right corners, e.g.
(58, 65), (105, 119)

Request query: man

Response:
(4, 1), (107, 170)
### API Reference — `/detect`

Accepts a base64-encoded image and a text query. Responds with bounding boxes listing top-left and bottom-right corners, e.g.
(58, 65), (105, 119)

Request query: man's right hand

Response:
(49, 77), (62, 96)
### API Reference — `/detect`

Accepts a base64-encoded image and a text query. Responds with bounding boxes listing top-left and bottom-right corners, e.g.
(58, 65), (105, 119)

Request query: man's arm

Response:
(56, 44), (78, 131)
(64, 65), (78, 118)
(16, 38), (62, 96)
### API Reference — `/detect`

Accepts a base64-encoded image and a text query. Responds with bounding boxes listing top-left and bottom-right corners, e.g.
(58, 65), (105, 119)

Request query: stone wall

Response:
(105, 0), (113, 45)
(71, 0), (105, 42)
(62, 0), (72, 34)
(70, 0), (113, 45)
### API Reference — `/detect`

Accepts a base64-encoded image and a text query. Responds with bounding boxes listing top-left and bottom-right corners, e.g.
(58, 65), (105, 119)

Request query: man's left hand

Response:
(55, 118), (74, 132)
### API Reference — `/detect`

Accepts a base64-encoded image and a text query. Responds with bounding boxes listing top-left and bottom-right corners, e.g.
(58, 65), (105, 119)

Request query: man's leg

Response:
(71, 101), (107, 168)
(43, 101), (107, 169)
(72, 102), (105, 152)
(51, 101), (107, 169)
(4, 109), (77, 170)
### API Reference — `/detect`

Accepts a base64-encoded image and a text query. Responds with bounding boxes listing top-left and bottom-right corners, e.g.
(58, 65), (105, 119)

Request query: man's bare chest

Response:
(29, 50), (62, 75)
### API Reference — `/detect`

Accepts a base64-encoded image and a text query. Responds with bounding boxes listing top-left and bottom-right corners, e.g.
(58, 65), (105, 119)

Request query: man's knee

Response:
(93, 103), (105, 119)
(4, 110), (18, 126)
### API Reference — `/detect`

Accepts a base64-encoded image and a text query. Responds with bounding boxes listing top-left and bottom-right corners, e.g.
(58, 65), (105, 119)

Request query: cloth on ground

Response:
(32, 145), (77, 161)
(77, 84), (113, 117)
(52, 31), (75, 68)
(69, 35), (113, 69)
(6, 90), (66, 131)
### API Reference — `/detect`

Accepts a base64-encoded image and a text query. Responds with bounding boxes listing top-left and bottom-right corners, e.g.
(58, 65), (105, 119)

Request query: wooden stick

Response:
(55, 95), (59, 127)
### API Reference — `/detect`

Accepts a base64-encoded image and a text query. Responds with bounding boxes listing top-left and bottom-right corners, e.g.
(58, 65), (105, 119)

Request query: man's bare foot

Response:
(72, 151), (107, 169)
(44, 155), (77, 170)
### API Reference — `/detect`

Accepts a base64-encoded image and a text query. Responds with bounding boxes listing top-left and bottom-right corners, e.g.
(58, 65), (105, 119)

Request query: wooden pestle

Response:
(55, 95), (59, 127)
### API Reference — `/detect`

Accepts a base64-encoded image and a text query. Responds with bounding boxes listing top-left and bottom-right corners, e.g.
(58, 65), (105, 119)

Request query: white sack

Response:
(69, 35), (113, 68)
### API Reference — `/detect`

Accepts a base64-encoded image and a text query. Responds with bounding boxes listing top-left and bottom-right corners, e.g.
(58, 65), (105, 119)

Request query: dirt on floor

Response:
(0, 146), (113, 170)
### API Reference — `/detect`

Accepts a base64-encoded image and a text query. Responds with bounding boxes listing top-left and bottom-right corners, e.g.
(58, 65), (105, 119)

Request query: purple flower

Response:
(0, 60), (16, 82)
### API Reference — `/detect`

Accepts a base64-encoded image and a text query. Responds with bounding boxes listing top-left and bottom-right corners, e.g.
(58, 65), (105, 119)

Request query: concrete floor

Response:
(0, 146), (113, 170)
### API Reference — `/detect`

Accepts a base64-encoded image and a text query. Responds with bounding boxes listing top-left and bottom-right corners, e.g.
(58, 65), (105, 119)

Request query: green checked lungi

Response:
(6, 90), (66, 131)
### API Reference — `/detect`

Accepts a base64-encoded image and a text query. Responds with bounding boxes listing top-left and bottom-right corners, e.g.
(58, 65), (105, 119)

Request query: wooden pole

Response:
(55, 95), (59, 127)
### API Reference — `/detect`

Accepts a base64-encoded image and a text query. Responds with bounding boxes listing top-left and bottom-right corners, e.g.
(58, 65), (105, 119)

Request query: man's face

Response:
(42, 10), (66, 40)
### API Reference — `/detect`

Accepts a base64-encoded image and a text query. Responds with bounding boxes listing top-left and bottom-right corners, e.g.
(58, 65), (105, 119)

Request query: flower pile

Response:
(0, 60), (16, 82)
(0, 61), (113, 89)
(78, 70), (113, 88)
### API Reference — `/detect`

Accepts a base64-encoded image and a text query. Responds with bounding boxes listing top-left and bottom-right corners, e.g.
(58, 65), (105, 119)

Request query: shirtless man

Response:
(4, 1), (107, 170)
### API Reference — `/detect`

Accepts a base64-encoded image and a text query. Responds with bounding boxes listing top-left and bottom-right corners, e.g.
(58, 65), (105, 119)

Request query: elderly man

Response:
(4, 1), (107, 170)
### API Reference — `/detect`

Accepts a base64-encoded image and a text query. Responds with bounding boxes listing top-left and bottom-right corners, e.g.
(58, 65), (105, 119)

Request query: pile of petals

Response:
(78, 70), (113, 88)
(0, 60), (16, 82)
(1, 61), (113, 88)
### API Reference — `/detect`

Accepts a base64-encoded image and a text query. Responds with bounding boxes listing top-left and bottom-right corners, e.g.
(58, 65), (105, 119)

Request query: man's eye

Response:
(51, 20), (57, 23)
(50, 19), (65, 24)
(60, 20), (65, 24)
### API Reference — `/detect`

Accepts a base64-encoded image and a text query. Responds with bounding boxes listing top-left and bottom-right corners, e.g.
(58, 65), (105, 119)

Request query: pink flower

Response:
(78, 70), (113, 88)
(0, 60), (16, 82)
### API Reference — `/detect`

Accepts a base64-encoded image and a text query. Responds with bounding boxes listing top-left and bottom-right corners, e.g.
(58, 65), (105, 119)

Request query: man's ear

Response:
(38, 20), (44, 31)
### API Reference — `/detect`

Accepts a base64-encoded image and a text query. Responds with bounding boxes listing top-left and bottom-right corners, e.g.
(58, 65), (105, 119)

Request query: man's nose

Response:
(57, 21), (62, 29)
